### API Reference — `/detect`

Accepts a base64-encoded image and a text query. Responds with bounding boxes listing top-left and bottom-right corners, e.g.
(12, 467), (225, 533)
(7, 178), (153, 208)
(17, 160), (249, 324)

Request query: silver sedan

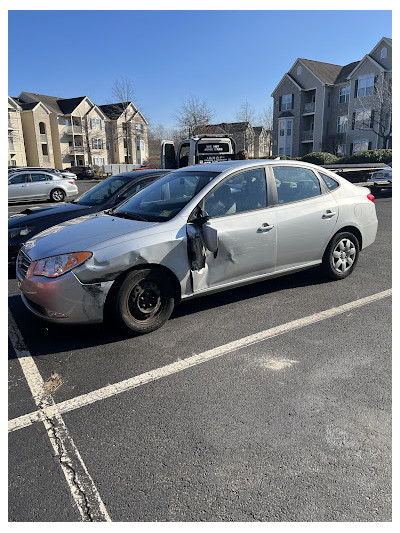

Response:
(8, 171), (78, 203)
(16, 160), (378, 334)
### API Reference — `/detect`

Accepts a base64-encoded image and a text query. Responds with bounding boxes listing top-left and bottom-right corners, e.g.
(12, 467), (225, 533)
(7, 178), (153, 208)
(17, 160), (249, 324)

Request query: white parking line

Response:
(8, 310), (111, 522)
(9, 288), (391, 436)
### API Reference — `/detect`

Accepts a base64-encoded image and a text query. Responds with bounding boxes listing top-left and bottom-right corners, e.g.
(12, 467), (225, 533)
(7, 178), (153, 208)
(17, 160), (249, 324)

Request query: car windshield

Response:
(112, 170), (220, 222)
(73, 175), (134, 206)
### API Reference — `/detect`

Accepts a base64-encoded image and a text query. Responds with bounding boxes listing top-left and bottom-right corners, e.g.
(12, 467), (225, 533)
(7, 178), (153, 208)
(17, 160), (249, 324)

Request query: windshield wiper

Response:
(111, 211), (149, 222)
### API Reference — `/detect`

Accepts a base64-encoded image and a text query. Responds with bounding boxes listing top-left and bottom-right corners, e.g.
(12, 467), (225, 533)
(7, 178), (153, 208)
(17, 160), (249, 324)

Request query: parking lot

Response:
(8, 188), (391, 522)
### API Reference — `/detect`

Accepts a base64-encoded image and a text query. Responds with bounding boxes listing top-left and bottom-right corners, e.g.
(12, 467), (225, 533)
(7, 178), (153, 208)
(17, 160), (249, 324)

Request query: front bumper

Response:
(17, 263), (113, 324)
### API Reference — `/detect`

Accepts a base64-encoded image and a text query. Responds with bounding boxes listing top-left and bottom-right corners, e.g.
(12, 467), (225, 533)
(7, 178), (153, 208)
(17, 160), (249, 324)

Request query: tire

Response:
(108, 268), (175, 335)
(322, 232), (360, 280)
(49, 188), (65, 202)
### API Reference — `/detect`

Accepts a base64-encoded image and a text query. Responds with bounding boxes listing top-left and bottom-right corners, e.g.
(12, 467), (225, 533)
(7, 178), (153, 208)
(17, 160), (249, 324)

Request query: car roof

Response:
(176, 159), (327, 173)
(113, 169), (170, 178)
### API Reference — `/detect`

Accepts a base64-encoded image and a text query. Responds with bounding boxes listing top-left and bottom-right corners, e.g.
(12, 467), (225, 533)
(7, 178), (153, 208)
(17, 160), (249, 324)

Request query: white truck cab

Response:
(161, 135), (236, 169)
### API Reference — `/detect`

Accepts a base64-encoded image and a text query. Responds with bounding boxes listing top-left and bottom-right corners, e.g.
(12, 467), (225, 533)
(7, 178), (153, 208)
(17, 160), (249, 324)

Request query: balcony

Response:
(303, 102), (315, 114)
(66, 125), (83, 134)
(301, 130), (314, 142)
(68, 144), (85, 154)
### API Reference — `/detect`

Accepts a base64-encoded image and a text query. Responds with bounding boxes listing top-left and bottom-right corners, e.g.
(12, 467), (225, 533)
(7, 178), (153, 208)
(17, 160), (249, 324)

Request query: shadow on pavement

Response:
(8, 267), (329, 359)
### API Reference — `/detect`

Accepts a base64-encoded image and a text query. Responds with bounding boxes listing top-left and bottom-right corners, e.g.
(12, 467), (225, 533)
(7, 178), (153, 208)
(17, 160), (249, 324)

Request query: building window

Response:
(381, 47), (387, 59)
(336, 144), (345, 156)
(297, 66), (302, 75)
(286, 121), (292, 136)
(8, 135), (15, 151)
(354, 109), (373, 130)
(135, 123), (144, 133)
(336, 116), (348, 133)
(352, 140), (369, 153)
(279, 120), (285, 136)
(41, 144), (49, 156)
(339, 85), (350, 103)
(92, 138), (103, 149)
(93, 157), (104, 166)
(281, 94), (293, 111)
(39, 122), (46, 134)
(90, 117), (101, 130)
(357, 74), (375, 97)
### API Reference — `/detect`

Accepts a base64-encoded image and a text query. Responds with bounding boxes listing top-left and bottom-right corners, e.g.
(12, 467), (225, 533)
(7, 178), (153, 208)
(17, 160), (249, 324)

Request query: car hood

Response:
(8, 202), (91, 227)
(22, 212), (159, 260)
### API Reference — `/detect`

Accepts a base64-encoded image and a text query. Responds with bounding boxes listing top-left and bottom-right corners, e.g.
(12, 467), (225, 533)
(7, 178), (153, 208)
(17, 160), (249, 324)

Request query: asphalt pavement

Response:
(8, 193), (392, 522)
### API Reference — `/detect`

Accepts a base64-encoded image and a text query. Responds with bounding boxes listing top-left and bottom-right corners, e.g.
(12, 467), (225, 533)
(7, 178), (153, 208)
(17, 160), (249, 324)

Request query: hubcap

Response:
(128, 280), (162, 320)
(332, 238), (356, 273)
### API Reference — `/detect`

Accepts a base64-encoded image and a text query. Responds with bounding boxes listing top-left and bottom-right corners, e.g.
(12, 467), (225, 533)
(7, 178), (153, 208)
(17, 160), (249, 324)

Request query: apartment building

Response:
(9, 92), (149, 169)
(100, 102), (148, 165)
(271, 37), (392, 158)
(253, 126), (272, 158)
(8, 97), (27, 167)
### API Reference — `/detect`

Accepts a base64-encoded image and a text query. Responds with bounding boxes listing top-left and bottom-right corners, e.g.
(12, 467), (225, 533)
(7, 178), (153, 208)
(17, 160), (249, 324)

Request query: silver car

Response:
(366, 167), (392, 196)
(16, 160), (378, 334)
(8, 171), (78, 203)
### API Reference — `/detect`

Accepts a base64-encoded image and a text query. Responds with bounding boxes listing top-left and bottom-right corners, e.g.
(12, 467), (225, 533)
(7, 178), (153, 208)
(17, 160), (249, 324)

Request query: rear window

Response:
(197, 143), (231, 154)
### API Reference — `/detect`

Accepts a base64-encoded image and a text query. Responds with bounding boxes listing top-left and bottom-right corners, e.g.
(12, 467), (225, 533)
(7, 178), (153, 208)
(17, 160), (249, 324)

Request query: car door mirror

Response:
(202, 223), (218, 254)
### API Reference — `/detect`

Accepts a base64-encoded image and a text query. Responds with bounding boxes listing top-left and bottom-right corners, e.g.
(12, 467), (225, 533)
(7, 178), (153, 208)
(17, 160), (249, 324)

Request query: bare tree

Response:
(147, 123), (187, 167)
(173, 96), (215, 137)
(353, 74), (392, 149)
(235, 101), (257, 124)
(257, 105), (274, 132)
(110, 77), (137, 163)
(256, 105), (274, 156)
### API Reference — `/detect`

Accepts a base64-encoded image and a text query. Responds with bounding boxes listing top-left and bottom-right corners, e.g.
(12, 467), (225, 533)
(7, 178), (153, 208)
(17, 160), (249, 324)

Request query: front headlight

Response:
(8, 227), (33, 239)
(32, 252), (92, 278)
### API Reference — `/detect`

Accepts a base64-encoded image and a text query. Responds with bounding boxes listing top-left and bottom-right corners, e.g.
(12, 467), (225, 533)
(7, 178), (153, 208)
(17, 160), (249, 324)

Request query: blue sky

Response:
(8, 9), (392, 130)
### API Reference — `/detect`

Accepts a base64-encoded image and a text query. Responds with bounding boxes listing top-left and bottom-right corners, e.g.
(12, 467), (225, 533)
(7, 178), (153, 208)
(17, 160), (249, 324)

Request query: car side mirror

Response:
(202, 223), (218, 254)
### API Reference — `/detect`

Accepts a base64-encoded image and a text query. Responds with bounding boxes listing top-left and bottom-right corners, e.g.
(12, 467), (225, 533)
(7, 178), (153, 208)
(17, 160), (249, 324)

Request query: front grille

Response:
(17, 249), (32, 279)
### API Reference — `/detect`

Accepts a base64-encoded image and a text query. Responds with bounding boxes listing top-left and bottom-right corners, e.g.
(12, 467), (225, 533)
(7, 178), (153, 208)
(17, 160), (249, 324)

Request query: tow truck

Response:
(161, 134), (236, 169)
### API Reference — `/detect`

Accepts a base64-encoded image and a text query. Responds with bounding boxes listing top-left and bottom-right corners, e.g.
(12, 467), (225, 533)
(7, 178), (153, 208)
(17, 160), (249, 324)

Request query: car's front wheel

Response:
(322, 231), (360, 280)
(108, 268), (175, 334)
(49, 188), (65, 202)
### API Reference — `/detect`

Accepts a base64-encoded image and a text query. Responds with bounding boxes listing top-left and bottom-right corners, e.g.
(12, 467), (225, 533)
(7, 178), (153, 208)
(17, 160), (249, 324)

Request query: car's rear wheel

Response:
(322, 231), (360, 280)
(108, 268), (175, 334)
(49, 188), (65, 202)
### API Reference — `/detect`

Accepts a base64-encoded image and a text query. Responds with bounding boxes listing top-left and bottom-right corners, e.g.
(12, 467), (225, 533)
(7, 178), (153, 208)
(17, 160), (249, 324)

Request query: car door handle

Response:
(322, 210), (337, 218)
(257, 223), (274, 232)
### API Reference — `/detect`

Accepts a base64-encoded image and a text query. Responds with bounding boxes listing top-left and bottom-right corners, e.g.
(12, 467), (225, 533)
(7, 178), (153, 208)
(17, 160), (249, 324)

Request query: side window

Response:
(204, 168), (267, 217)
(116, 180), (153, 204)
(318, 172), (339, 191)
(31, 173), (50, 182)
(9, 173), (29, 184)
(273, 166), (321, 204)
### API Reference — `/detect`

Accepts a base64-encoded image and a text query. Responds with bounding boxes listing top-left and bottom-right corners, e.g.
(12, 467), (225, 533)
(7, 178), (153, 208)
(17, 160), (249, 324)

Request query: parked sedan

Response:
(9, 171), (78, 204)
(9, 169), (170, 262)
(366, 167), (392, 196)
(16, 160), (378, 335)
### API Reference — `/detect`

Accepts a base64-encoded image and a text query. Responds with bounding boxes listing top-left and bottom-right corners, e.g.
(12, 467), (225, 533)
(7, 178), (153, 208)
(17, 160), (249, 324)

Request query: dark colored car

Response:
(65, 166), (95, 180)
(8, 169), (170, 263)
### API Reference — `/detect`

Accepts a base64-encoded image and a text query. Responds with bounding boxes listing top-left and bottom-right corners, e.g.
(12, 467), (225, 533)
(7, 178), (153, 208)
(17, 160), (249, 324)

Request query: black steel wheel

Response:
(109, 268), (175, 334)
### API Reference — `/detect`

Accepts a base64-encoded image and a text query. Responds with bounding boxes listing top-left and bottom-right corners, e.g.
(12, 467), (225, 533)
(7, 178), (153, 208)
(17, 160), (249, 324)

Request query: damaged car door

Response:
(187, 167), (277, 293)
